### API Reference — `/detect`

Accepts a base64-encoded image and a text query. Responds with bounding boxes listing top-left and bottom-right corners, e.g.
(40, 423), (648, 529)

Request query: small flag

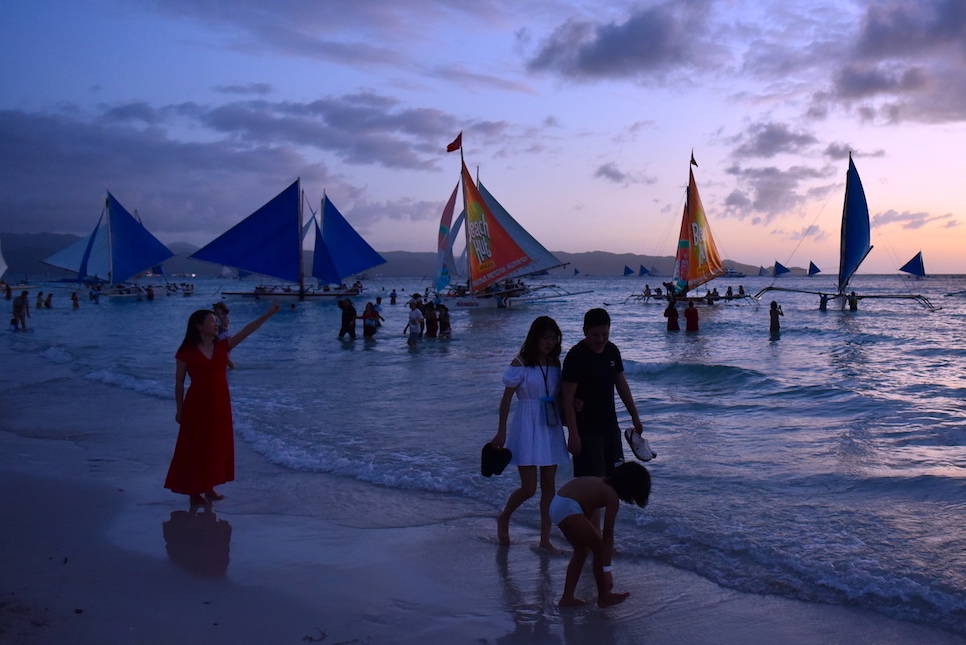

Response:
(690, 149), (698, 167)
(446, 132), (462, 153)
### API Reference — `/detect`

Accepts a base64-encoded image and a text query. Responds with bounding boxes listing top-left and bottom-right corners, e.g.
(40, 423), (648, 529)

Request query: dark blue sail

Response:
(623, 266), (634, 276)
(639, 265), (649, 276)
(773, 261), (790, 277)
(107, 193), (174, 283)
(192, 181), (301, 283)
(899, 251), (926, 278)
(311, 221), (341, 284)
(808, 261), (821, 276)
(321, 196), (385, 281)
(838, 156), (873, 293)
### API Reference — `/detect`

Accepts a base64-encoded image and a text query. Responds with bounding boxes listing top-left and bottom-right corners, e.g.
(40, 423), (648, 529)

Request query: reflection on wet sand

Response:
(162, 506), (231, 578)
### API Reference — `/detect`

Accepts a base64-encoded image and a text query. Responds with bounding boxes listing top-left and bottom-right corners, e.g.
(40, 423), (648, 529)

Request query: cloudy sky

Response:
(2, 0), (965, 272)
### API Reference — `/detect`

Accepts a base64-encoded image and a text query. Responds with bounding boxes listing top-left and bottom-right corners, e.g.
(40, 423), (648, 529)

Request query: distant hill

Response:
(1, 232), (798, 279)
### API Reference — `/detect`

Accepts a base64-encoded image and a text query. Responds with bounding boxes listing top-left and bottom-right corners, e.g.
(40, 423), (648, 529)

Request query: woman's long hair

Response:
(180, 310), (215, 351)
(518, 316), (562, 367)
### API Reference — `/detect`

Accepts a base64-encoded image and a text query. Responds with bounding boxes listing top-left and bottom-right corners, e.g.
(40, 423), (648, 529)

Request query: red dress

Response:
(164, 340), (234, 496)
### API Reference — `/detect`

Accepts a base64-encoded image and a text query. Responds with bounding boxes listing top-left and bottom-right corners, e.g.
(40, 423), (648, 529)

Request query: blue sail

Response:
(106, 192), (174, 283)
(43, 194), (171, 284)
(774, 261), (790, 277)
(623, 266), (634, 276)
(838, 155), (873, 293)
(192, 181), (301, 283)
(574, 268), (580, 276)
(899, 251), (926, 278)
(758, 266), (767, 276)
(311, 221), (341, 284)
(321, 196), (386, 281)
(639, 265), (649, 276)
(808, 261), (821, 276)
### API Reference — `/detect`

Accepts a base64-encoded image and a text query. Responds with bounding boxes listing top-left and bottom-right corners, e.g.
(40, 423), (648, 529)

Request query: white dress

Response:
(503, 364), (569, 467)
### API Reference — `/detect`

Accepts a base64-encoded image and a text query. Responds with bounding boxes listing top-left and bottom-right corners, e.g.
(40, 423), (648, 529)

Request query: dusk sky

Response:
(2, 0), (965, 273)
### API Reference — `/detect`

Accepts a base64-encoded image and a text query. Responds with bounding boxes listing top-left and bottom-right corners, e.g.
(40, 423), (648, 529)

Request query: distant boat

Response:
(43, 192), (173, 289)
(623, 265), (634, 276)
(435, 153), (590, 308)
(899, 252), (926, 278)
(670, 161), (725, 296)
(723, 267), (745, 278)
(757, 155), (935, 309)
(192, 179), (384, 299)
(639, 265), (649, 276)
(773, 261), (790, 277)
(808, 261), (821, 276)
(758, 266), (768, 276)
(627, 155), (726, 304)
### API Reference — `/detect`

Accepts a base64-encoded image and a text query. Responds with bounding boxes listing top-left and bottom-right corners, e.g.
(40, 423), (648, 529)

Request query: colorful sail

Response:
(838, 155), (873, 294)
(899, 252), (926, 278)
(461, 162), (532, 292)
(192, 180), (302, 283)
(436, 183), (459, 291)
(672, 168), (724, 294)
(44, 193), (172, 284)
(774, 261), (790, 277)
(808, 261), (821, 276)
(321, 195), (386, 282)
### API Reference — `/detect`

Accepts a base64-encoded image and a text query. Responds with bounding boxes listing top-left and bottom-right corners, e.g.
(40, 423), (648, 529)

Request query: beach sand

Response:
(2, 358), (964, 645)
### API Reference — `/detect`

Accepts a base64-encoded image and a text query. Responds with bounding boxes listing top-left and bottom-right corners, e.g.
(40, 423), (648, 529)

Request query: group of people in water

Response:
(490, 309), (655, 608)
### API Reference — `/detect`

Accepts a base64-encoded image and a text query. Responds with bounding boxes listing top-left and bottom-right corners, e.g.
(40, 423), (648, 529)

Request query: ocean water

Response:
(5, 273), (966, 634)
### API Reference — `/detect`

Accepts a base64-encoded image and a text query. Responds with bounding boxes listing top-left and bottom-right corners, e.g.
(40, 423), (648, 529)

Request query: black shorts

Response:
(572, 429), (623, 477)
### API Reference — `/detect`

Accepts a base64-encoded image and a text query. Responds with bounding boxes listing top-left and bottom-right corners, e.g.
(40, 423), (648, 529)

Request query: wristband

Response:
(601, 565), (613, 572)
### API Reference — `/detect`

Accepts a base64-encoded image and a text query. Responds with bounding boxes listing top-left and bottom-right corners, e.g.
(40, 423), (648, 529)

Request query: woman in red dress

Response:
(165, 302), (280, 505)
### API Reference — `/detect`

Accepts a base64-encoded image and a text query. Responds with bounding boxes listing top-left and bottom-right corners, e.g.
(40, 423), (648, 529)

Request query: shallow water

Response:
(5, 272), (966, 633)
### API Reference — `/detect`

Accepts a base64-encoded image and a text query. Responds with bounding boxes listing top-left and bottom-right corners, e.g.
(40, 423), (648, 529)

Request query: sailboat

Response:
(808, 261), (821, 276)
(196, 180), (385, 299)
(627, 157), (731, 304)
(43, 192), (174, 296)
(434, 150), (590, 308)
(756, 154), (936, 309)
(899, 252), (925, 279)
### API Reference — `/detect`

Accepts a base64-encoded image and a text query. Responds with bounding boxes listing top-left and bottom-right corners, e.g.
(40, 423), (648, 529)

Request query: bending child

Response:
(551, 462), (651, 608)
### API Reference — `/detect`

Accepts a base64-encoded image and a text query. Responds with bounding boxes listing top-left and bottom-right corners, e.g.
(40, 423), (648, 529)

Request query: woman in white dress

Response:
(492, 316), (569, 550)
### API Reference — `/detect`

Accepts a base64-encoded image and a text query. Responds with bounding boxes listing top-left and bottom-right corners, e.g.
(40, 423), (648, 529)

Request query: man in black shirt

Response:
(562, 308), (646, 477)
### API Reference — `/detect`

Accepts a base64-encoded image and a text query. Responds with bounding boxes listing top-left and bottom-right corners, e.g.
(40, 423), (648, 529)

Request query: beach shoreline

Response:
(2, 345), (965, 644)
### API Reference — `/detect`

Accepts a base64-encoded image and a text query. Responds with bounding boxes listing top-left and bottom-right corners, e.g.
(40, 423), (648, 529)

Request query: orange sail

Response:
(672, 168), (724, 294)
(461, 161), (532, 292)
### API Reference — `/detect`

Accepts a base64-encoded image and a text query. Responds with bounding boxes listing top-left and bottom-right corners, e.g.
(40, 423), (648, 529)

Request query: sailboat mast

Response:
(105, 192), (114, 285)
(459, 147), (472, 292)
(298, 178), (304, 296)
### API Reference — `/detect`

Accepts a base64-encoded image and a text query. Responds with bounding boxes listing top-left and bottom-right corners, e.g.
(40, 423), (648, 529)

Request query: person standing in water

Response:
(165, 302), (280, 506)
(769, 301), (783, 333)
(492, 316), (569, 551)
(12, 290), (29, 330)
(664, 299), (680, 331)
(684, 300), (698, 331)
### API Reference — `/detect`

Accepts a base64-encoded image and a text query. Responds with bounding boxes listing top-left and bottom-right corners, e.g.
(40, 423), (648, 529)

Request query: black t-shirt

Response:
(562, 340), (623, 435)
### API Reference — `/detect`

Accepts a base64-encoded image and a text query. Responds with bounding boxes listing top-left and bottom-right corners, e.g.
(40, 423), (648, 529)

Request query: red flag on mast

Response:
(446, 132), (462, 153)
